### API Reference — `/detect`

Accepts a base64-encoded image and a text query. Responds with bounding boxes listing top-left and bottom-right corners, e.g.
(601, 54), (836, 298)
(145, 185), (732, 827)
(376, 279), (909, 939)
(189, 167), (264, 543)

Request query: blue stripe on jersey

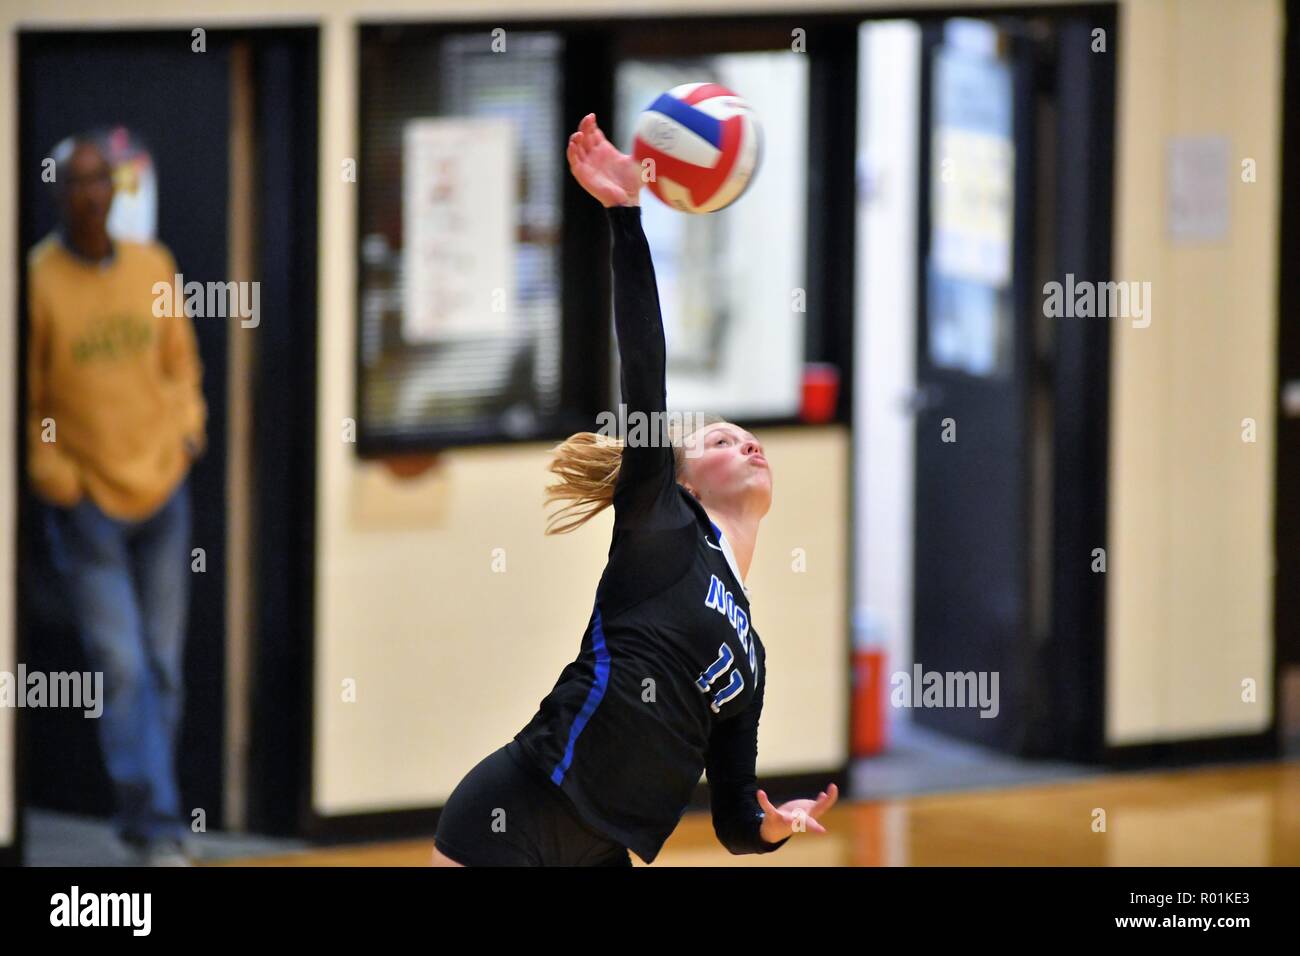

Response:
(647, 93), (723, 149)
(550, 603), (612, 786)
(710, 520), (722, 543)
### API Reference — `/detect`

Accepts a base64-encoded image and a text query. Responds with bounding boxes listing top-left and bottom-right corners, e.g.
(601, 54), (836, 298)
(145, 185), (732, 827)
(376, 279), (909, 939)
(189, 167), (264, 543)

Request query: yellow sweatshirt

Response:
(27, 234), (206, 520)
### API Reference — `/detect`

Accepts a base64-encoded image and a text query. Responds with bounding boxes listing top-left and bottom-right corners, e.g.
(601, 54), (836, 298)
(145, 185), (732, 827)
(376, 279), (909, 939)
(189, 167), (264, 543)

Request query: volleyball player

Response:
(431, 113), (838, 866)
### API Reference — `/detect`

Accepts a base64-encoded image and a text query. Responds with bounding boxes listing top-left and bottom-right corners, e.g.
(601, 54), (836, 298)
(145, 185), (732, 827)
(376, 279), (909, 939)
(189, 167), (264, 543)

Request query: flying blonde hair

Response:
(543, 413), (727, 535)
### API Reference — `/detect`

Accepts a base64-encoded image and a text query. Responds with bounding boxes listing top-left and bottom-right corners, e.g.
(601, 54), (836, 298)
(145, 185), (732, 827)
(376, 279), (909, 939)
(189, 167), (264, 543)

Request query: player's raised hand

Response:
(757, 783), (839, 844)
(566, 112), (642, 208)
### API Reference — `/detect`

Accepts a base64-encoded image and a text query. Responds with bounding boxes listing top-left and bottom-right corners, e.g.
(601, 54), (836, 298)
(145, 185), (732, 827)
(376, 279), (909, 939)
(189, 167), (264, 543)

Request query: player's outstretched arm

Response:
(566, 112), (642, 208)
(567, 113), (674, 525)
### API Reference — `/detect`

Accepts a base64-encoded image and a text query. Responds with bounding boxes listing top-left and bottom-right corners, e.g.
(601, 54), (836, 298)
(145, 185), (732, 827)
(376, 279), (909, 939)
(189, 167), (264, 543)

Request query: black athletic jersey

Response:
(511, 205), (789, 865)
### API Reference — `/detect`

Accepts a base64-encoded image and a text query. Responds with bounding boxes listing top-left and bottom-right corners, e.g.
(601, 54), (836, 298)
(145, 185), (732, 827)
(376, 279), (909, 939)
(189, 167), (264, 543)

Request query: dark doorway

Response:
(911, 12), (1114, 758)
(17, 29), (233, 824)
(15, 27), (319, 846)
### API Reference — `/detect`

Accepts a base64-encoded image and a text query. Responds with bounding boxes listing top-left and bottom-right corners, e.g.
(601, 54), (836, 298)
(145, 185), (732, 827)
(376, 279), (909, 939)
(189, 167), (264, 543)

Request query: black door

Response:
(911, 20), (1038, 751)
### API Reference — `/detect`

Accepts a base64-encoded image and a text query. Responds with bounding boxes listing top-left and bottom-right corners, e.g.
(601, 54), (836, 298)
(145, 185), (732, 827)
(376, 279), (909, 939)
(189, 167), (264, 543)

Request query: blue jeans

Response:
(45, 478), (192, 844)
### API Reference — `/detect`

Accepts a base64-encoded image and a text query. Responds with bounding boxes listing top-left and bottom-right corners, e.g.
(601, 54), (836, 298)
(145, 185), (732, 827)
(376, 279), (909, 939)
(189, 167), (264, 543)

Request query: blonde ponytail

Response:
(543, 413), (727, 535)
(543, 432), (625, 535)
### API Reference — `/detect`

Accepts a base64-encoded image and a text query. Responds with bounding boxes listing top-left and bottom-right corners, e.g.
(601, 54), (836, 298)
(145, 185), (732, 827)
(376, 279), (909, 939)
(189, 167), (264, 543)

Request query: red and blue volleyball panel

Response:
(631, 83), (761, 214)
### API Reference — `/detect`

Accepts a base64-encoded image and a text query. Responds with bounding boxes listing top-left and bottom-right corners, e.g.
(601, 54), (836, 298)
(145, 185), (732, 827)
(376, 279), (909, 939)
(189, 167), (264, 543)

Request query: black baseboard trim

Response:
(1103, 730), (1278, 770)
(300, 807), (442, 846)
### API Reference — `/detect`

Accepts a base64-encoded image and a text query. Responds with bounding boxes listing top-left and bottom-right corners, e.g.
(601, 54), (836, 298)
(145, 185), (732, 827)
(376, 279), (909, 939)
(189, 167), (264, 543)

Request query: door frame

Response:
(11, 25), (321, 857)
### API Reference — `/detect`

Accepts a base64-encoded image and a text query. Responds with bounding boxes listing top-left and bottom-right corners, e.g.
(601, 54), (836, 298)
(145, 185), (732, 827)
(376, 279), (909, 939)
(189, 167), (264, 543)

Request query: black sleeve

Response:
(704, 647), (792, 856)
(605, 205), (678, 529)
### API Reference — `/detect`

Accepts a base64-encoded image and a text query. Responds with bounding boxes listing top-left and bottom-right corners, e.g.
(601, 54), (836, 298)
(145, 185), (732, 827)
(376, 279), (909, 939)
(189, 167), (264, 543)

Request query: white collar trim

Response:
(711, 522), (751, 599)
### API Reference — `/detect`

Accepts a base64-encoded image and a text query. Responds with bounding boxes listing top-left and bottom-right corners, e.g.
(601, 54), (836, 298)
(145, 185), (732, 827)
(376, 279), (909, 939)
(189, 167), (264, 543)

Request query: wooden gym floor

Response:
(214, 759), (1300, 866)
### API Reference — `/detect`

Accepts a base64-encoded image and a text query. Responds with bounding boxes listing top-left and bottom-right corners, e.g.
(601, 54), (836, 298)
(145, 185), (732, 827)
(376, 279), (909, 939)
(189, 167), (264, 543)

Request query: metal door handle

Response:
(901, 384), (945, 415)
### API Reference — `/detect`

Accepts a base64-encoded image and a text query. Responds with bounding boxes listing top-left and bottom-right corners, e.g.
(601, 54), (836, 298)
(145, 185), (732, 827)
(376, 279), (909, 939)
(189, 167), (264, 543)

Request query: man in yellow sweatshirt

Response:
(28, 133), (206, 865)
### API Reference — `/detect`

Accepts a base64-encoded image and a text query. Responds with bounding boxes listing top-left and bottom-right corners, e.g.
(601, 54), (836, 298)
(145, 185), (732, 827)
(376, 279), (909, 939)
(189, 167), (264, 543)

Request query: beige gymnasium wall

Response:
(0, 0), (1283, 828)
(1106, 0), (1281, 745)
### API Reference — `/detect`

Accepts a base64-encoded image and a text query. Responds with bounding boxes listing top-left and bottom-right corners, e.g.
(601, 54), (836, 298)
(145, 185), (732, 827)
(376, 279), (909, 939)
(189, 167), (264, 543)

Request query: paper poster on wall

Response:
(1167, 135), (1229, 243)
(103, 126), (157, 242)
(402, 117), (516, 342)
(930, 48), (1015, 289)
(925, 29), (1016, 380)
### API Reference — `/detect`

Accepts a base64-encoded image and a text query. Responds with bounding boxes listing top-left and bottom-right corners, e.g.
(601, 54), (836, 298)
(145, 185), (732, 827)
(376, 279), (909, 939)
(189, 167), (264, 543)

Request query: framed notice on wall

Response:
(402, 117), (516, 342)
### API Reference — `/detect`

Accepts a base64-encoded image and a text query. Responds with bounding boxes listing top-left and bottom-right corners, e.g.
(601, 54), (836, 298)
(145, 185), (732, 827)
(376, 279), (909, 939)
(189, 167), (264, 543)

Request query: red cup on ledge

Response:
(800, 362), (841, 423)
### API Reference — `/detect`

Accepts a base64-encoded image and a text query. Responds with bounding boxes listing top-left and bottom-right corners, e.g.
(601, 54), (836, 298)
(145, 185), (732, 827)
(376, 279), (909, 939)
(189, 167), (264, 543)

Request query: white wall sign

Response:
(402, 117), (515, 342)
(104, 126), (157, 242)
(1167, 135), (1229, 243)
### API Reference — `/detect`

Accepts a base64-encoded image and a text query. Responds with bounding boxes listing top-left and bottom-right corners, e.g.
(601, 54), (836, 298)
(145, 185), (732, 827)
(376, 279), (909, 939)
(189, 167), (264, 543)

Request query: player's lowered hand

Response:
(757, 783), (839, 844)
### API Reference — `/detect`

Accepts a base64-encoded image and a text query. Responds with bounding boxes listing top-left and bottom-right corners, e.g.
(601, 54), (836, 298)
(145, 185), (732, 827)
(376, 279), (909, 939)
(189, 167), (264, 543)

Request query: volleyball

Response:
(631, 82), (762, 214)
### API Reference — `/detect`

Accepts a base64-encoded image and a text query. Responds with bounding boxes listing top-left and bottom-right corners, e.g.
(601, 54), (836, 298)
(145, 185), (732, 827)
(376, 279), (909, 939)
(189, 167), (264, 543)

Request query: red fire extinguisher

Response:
(852, 611), (887, 756)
